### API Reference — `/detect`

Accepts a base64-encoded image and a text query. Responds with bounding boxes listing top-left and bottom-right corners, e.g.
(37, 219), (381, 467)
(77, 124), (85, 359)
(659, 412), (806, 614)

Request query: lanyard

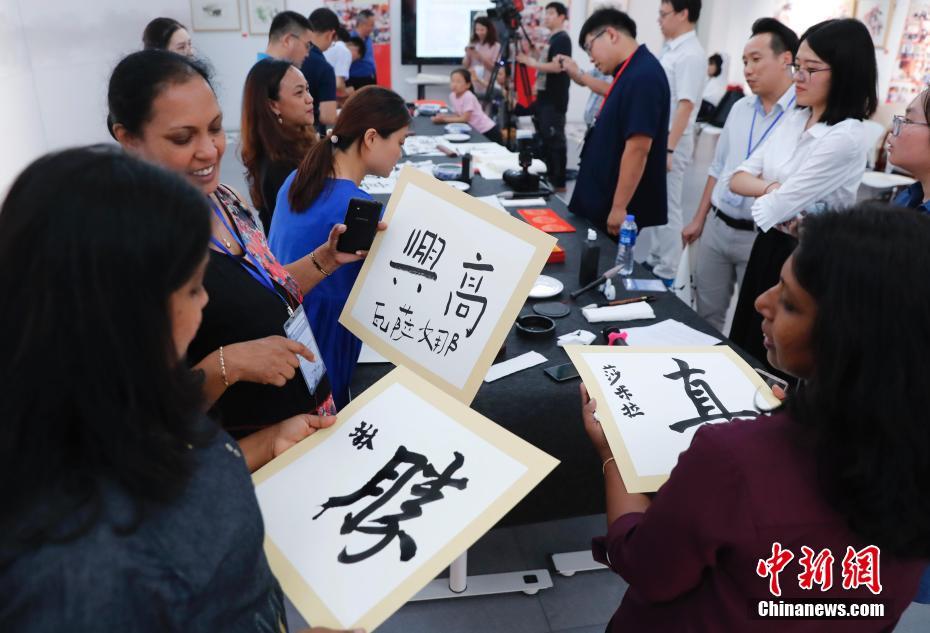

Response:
(597, 47), (639, 117)
(746, 96), (795, 159)
(210, 203), (294, 316)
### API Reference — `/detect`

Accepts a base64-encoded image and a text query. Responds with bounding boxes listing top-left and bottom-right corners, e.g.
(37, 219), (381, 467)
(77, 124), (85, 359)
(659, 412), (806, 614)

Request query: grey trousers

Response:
(693, 211), (757, 332)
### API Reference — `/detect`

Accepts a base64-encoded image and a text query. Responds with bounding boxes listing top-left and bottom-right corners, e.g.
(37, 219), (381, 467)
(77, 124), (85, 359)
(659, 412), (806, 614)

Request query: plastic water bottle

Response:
(615, 214), (638, 276)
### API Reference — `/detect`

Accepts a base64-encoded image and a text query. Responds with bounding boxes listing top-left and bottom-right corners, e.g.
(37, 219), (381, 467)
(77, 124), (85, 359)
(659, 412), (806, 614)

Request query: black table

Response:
(351, 117), (758, 526)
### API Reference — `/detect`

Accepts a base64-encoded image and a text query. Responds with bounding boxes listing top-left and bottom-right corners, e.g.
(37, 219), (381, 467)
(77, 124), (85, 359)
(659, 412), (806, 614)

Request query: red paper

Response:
(517, 208), (577, 233)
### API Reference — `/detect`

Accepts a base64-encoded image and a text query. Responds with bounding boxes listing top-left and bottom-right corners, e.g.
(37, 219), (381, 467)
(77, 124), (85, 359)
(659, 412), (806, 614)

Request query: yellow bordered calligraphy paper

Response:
(565, 345), (778, 493)
(340, 165), (556, 405)
(253, 366), (558, 631)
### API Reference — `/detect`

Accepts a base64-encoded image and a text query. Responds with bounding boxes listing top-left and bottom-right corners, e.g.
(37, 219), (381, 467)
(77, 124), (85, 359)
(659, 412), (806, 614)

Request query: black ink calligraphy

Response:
(664, 358), (756, 433)
(444, 252), (494, 337)
(389, 229), (447, 291)
(602, 364), (645, 418)
(313, 446), (469, 564)
(348, 422), (378, 450)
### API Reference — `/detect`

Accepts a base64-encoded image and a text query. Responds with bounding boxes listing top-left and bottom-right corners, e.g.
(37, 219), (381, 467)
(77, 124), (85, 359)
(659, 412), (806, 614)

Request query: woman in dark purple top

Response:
(582, 203), (930, 632)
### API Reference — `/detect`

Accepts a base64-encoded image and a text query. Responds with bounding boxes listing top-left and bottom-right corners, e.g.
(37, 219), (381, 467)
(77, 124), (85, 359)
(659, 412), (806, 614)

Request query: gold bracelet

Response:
(602, 457), (616, 475)
(218, 346), (229, 387)
(310, 250), (331, 277)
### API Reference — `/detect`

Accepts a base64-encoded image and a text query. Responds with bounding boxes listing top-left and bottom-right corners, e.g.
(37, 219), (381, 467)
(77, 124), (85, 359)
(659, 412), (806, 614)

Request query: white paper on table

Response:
(475, 195), (510, 213)
(360, 161), (436, 194)
(582, 302), (656, 323)
(500, 197), (547, 208)
(484, 351), (547, 382)
(621, 319), (721, 347)
(403, 136), (443, 156)
(439, 142), (511, 157)
(358, 343), (391, 364)
(475, 155), (547, 180)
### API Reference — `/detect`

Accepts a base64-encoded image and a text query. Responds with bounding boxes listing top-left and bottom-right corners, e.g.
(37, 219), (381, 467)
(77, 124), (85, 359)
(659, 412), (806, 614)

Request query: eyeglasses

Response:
(892, 114), (930, 137)
(658, 9), (675, 19)
(583, 29), (608, 54)
(787, 63), (830, 82)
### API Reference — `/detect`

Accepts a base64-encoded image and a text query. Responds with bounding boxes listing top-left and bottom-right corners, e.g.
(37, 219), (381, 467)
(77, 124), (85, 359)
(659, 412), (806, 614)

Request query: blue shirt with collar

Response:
(349, 31), (376, 78)
(300, 44), (336, 130)
(569, 45), (671, 233)
(893, 182), (930, 214)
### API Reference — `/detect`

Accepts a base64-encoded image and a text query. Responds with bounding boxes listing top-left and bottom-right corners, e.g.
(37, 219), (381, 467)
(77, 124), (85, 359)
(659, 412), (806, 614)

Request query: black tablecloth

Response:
(351, 117), (758, 526)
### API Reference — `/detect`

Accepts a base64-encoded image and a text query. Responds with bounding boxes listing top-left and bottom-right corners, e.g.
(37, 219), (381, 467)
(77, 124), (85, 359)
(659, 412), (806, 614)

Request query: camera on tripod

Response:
(487, 0), (525, 33)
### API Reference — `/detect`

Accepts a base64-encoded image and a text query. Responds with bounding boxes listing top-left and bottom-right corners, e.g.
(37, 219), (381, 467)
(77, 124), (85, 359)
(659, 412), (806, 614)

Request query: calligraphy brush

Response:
(596, 295), (657, 307)
(569, 264), (622, 300)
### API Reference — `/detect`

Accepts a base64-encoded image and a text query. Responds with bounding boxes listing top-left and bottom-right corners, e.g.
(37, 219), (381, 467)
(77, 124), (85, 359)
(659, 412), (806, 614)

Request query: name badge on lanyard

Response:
(723, 96), (796, 209)
(211, 203), (324, 392)
(284, 305), (327, 395)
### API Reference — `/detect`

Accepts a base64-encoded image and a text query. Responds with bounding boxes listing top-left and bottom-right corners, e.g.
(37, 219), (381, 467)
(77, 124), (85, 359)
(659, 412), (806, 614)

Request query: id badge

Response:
(283, 305), (326, 395)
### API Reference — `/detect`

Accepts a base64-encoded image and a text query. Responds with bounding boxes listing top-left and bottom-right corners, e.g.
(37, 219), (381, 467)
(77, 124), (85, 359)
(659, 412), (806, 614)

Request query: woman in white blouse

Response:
(727, 18), (876, 370)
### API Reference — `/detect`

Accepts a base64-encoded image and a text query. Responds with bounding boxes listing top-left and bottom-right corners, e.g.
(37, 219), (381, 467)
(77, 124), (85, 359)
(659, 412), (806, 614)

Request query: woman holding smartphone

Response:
(108, 50), (367, 470)
(269, 86), (410, 408)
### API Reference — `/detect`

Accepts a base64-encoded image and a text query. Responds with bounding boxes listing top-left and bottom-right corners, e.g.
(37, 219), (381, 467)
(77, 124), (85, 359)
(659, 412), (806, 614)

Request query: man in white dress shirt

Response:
(324, 27), (352, 98)
(643, 0), (706, 283)
(682, 18), (798, 331)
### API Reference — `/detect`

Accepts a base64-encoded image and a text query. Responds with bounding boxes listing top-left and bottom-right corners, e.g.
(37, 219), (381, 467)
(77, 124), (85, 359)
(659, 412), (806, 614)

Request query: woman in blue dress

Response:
(270, 86), (410, 407)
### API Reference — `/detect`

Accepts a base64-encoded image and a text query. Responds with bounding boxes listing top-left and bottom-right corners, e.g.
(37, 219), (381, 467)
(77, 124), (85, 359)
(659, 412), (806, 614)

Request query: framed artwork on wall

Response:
(856, 0), (897, 49)
(248, 0), (286, 35)
(772, 0), (856, 34)
(190, 0), (242, 32)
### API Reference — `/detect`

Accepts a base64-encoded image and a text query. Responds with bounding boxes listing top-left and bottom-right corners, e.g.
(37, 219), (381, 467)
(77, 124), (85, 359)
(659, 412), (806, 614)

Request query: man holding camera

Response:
(517, 2), (571, 192)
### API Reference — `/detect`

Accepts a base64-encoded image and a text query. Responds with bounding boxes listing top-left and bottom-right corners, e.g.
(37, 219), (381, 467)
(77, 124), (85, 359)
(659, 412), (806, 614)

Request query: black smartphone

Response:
(543, 362), (580, 383)
(336, 198), (382, 253)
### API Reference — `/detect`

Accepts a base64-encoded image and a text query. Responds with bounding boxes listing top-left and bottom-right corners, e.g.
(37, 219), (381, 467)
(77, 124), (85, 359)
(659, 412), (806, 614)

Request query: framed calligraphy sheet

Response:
(340, 165), (556, 404)
(565, 346), (779, 493)
(253, 366), (558, 631)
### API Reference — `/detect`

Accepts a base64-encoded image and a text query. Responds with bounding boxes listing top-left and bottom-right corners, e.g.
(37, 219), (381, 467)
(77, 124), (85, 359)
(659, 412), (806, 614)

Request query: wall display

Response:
(566, 345), (778, 493)
(887, 0), (930, 104)
(772, 0), (856, 34)
(856, 0), (897, 49)
(586, 0), (629, 17)
(190, 0), (242, 31)
(253, 367), (558, 631)
(247, 0), (286, 35)
(340, 165), (555, 404)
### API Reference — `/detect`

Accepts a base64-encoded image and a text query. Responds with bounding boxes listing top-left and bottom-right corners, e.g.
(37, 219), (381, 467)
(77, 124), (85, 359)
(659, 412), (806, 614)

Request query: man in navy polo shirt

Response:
(300, 8), (340, 132)
(566, 8), (670, 238)
(348, 9), (377, 89)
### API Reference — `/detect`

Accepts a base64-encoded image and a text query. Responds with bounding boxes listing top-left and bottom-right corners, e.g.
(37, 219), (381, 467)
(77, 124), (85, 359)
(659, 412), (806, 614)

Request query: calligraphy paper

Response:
(565, 346), (779, 493)
(341, 165), (556, 404)
(253, 367), (558, 631)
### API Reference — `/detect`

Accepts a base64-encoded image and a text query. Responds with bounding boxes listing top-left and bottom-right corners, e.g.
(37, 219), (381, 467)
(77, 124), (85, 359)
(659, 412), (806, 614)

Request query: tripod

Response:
(484, 16), (534, 151)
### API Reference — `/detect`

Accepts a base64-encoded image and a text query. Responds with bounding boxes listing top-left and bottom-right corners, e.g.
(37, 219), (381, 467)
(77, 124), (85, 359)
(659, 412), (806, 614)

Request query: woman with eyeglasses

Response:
(581, 204), (930, 632)
(886, 89), (930, 214)
(727, 18), (876, 373)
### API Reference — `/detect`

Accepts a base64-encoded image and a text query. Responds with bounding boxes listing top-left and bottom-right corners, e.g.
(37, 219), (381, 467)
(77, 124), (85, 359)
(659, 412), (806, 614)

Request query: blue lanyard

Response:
(746, 96), (795, 159)
(210, 203), (294, 315)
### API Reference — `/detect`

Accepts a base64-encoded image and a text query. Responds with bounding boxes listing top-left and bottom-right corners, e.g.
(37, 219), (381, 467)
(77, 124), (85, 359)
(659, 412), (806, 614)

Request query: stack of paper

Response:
(620, 319), (721, 346)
